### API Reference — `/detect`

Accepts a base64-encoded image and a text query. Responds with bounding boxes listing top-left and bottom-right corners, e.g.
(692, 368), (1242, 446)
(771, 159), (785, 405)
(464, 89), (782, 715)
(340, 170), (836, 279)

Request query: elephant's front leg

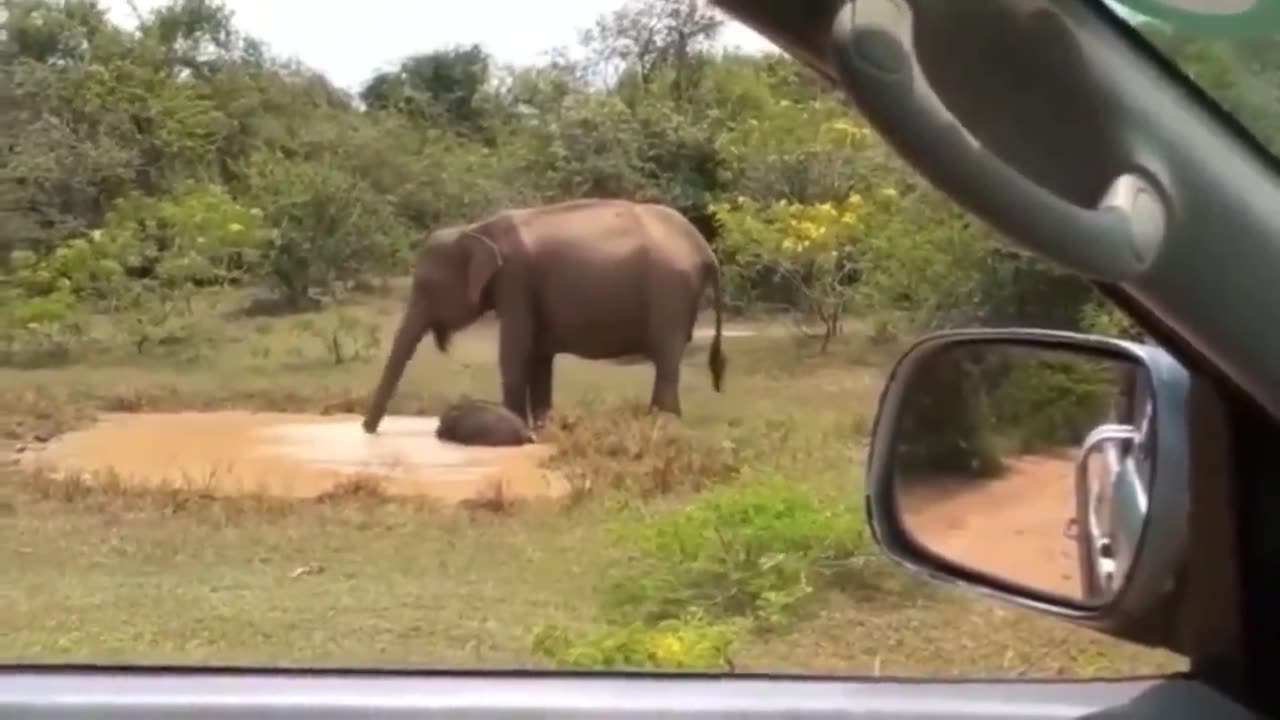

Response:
(498, 318), (534, 426)
(528, 353), (554, 430)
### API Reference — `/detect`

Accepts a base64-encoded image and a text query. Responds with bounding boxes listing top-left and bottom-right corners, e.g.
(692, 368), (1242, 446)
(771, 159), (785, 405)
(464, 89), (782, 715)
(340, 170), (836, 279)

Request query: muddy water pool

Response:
(14, 411), (566, 503)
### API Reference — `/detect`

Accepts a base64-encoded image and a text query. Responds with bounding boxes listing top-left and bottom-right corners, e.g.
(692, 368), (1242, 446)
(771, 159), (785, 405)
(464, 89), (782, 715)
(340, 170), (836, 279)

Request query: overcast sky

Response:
(99, 1), (778, 92)
(97, 1), (1149, 94)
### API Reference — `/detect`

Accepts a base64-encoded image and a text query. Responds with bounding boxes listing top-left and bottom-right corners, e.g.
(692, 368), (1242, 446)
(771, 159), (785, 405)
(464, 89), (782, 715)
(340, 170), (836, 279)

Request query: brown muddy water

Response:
(13, 411), (567, 504)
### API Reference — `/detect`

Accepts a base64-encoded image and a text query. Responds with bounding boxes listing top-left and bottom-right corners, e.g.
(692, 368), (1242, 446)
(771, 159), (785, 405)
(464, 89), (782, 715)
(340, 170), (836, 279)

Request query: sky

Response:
(99, 0), (779, 93)
(96, 1), (1156, 95)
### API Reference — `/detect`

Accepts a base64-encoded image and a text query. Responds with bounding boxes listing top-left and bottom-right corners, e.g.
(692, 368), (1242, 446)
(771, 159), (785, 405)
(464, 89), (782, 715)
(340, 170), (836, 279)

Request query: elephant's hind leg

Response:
(648, 345), (684, 417)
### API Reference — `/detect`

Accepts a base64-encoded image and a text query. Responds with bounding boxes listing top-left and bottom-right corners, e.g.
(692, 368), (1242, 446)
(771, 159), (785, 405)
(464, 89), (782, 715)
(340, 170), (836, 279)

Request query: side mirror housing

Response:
(864, 328), (1190, 647)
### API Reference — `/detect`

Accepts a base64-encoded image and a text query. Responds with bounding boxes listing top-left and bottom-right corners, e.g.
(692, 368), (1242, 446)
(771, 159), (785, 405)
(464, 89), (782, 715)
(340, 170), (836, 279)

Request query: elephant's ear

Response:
(458, 220), (507, 308)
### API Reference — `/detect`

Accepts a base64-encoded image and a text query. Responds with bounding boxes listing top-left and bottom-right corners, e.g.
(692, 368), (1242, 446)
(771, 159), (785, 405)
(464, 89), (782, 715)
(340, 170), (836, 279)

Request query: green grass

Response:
(0, 288), (1185, 676)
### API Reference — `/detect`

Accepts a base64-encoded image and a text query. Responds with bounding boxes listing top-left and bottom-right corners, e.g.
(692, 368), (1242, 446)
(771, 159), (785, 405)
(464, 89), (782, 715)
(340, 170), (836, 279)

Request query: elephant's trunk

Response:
(362, 285), (431, 434)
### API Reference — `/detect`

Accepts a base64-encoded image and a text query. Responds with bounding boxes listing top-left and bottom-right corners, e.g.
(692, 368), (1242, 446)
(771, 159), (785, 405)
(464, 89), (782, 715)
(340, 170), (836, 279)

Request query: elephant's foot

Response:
(646, 402), (682, 419)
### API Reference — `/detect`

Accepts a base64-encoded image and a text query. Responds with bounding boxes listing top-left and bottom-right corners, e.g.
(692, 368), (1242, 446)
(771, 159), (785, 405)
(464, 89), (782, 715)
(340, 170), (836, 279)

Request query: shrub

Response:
(893, 345), (1117, 485)
(542, 406), (742, 498)
(2, 182), (270, 360)
(711, 191), (868, 349)
(982, 350), (1116, 455)
(1079, 299), (1144, 340)
(240, 152), (414, 307)
(0, 286), (86, 365)
(853, 188), (1101, 339)
(96, 182), (271, 292)
(530, 611), (742, 671)
(892, 353), (1004, 480)
(602, 477), (875, 628)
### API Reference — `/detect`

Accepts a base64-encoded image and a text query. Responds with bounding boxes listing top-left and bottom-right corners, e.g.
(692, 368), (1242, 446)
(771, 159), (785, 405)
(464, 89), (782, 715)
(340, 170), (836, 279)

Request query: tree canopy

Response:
(3, 0), (1269, 363)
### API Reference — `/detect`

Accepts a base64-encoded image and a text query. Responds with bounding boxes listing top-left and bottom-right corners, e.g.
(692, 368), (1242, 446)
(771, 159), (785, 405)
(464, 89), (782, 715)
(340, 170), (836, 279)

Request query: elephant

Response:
(361, 198), (727, 434)
(435, 397), (536, 447)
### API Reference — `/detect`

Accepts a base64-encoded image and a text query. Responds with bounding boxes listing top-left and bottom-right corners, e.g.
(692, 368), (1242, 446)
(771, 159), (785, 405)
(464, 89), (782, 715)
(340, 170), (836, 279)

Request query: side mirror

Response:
(865, 328), (1190, 632)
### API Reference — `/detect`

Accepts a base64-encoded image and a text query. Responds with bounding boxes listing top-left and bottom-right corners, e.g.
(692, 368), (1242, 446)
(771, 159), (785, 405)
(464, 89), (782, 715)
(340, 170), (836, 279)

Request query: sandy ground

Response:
(897, 451), (1083, 600)
(14, 411), (568, 505)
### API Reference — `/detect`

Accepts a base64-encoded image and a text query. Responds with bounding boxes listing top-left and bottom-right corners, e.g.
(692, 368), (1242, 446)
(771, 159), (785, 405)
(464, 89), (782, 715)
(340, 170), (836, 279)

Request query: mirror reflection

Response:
(890, 342), (1153, 606)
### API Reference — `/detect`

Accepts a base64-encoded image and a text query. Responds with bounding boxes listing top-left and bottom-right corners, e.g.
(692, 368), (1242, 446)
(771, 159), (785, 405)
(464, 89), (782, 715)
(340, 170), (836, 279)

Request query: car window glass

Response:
(0, 0), (1185, 678)
(1111, 3), (1280, 157)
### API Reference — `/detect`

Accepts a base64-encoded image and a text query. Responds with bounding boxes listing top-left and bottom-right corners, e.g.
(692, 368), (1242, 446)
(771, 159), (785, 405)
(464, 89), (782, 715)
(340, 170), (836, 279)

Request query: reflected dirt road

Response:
(897, 451), (1080, 598)
(14, 411), (567, 504)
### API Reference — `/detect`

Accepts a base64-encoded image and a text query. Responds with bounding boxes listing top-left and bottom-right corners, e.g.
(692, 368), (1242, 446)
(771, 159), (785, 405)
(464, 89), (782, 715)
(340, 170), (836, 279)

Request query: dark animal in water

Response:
(435, 397), (536, 447)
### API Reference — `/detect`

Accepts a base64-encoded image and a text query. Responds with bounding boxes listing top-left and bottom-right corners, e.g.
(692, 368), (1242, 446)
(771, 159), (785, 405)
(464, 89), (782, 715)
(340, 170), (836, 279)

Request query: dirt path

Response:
(14, 411), (568, 504)
(898, 451), (1081, 599)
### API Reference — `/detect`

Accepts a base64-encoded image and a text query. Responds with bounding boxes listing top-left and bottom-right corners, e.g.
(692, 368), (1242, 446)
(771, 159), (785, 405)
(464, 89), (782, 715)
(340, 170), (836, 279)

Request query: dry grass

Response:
(0, 289), (1185, 676)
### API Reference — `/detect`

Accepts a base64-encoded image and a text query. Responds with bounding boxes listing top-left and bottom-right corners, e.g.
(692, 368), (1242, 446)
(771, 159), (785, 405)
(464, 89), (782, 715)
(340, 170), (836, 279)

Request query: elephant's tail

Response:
(708, 264), (727, 393)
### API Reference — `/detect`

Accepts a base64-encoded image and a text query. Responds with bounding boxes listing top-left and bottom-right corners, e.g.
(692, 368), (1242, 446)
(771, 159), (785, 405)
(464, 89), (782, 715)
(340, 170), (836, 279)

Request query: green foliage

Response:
(893, 355), (1004, 479)
(1079, 300), (1144, 341)
(714, 98), (874, 203)
(11, 0), (1250, 372)
(2, 181), (267, 357)
(241, 153), (412, 306)
(360, 44), (495, 137)
(0, 285), (85, 364)
(530, 611), (741, 671)
(98, 182), (270, 290)
(983, 351), (1116, 455)
(532, 477), (883, 669)
(602, 477), (875, 627)
(893, 347), (1119, 483)
(851, 186), (1099, 341)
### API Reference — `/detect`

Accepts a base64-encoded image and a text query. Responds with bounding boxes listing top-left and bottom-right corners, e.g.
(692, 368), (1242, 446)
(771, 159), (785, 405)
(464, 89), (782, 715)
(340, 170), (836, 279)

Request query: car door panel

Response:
(0, 668), (1257, 719)
(821, 0), (1280, 430)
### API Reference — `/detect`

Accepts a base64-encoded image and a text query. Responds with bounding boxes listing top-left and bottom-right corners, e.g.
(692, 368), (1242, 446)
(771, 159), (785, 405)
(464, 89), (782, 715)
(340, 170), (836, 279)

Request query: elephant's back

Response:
(635, 203), (719, 273)
(519, 202), (700, 358)
(520, 201), (658, 266)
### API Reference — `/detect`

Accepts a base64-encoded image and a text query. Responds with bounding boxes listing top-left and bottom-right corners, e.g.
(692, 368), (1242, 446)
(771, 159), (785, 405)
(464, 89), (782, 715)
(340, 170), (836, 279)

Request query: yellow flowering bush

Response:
(711, 184), (900, 349)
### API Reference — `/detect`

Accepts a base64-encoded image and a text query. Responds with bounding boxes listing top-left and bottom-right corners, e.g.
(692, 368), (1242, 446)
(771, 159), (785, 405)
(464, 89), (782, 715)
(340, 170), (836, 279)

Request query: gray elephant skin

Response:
(435, 397), (536, 447)
(362, 198), (727, 434)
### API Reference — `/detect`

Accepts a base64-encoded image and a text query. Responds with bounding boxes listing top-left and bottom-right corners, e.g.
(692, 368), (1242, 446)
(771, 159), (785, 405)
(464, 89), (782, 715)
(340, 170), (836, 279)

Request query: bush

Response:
(0, 286), (86, 365)
(892, 353), (1004, 480)
(543, 407), (743, 498)
(530, 611), (741, 671)
(893, 345), (1118, 484)
(853, 188), (1099, 338)
(240, 152), (414, 307)
(1079, 299), (1144, 340)
(982, 350), (1116, 455)
(602, 477), (875, 628)
(114, 183), (270, 285)
(711, 191), (868, 348)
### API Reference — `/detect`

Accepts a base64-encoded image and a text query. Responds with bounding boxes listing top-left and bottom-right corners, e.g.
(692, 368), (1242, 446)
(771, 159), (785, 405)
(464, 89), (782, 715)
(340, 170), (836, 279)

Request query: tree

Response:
(0, 0), (1151, 368)
(581, 0), (723, 102)
(359, 44), (494, 137)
